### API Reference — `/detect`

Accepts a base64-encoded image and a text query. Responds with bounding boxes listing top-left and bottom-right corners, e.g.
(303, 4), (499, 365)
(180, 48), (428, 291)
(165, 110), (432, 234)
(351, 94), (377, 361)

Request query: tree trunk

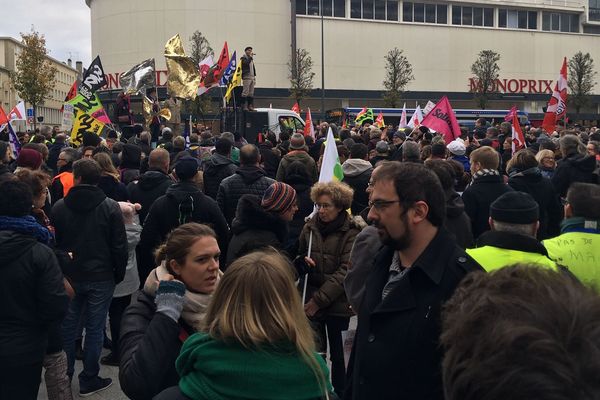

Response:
(32, 103), (37, 131)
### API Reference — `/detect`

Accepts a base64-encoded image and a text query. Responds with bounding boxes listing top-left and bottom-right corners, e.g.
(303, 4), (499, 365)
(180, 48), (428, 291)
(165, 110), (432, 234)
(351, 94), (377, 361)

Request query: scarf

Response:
(315, 211), (348, 237)
(471, 168), (499, 183)
(0, 215), (53, 245)
(560, 217), (600, 234)
(143, 262), (221, 329)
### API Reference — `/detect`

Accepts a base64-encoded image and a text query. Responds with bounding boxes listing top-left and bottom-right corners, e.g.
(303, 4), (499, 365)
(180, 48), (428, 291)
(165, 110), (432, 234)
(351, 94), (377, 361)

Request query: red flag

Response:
(60, 81), (78, 112)
(421, 96), (461, 144)
(375, 111), (385, 128)
(0, 105), (8, 126)
(292, 102), (300, 114)
(511, 112), (526, 153)
(542, 57), (568, 133)
(213, 42), (230, 82)
(504, 105), (518, 122)
(304, 108), (315, 138)
(342, 118), (347, 129)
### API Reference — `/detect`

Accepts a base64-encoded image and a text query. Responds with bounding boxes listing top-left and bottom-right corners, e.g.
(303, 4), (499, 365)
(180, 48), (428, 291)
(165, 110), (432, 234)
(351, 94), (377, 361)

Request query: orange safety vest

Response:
(53, 172), (74, 197)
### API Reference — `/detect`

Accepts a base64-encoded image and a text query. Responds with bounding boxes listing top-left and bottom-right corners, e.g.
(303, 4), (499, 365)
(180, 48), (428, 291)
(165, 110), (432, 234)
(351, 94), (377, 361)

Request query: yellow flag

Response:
(225, 61), (242, 102)
(70, 110), (106, 147)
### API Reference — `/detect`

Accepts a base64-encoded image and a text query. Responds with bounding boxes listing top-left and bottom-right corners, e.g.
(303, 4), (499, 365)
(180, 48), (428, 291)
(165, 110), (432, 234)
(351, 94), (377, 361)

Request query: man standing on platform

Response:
(241, 46), (256, 111)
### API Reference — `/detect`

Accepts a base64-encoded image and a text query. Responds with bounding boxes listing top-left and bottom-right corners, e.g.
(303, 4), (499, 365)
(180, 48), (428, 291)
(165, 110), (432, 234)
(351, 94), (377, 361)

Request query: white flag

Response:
(407, 105), (423, 128)
(399, 103), (408, 128)
(423, 101), (436, 116)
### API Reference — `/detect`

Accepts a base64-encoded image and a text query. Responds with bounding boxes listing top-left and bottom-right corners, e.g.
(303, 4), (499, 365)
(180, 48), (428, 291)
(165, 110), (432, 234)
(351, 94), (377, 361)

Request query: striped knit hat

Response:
(261, 182), (297, 214)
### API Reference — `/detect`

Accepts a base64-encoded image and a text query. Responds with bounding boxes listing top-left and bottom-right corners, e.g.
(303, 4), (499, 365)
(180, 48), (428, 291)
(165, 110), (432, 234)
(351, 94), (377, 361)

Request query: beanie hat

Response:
(289, 133), (307, 151)
(175, 157), (199, 181)
(375, 140), (389, 154)
(16, 148), (43, 170)
(261, 182), (297, 214)
(447, 140), (466, 156)
(393, 130), (406, 140)
(490, 192), (539, 224)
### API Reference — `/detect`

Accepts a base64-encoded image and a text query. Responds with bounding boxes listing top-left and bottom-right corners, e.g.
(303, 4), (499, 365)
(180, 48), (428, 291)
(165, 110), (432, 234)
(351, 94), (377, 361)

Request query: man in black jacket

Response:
(342, 143), (373, 215)
(127, 148), (173, 224)
(552, 134), (598, 198)
(345, 162), (482, 400)
(217, 144), (275, 225)
(203, 138), (237, 199)
(0, 180), (68, 400)
(138, 157), (229, 280)
(51, 158), (128, 397)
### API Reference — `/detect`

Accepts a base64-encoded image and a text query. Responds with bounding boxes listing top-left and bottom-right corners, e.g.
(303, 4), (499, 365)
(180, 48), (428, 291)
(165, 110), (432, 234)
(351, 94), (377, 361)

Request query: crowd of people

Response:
(1, 115), (600, 400)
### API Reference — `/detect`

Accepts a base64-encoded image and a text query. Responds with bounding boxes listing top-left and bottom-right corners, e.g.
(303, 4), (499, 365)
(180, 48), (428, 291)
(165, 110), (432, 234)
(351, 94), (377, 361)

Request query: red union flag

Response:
(542, 57), (568, 134)
(304, 108), (314, 138)
(375, 111), (385, 128)
(421, 96), (461, 143)
(292, 102), (300, 114)
(511, 112), (527, 153)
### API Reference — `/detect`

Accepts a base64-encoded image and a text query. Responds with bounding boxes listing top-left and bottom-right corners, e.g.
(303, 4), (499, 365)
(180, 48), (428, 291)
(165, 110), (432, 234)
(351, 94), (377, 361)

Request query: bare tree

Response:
(288, 48), (315, 106)
(470, 50), (500, 109)
(10, 29), (57, 130)
(568, 51), (597, 115)
(382, 48), (414, 107)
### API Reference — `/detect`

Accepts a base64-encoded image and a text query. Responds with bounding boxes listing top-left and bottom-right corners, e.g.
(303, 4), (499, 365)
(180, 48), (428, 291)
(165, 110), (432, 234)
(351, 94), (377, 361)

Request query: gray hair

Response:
(402, 141), (421, 162)
(60, 147), (80, 163)
(492, 220), (537, 237)
(39, 125), (53, 137)
(221, 132), (235, 143)
(560, 135), (586, 157)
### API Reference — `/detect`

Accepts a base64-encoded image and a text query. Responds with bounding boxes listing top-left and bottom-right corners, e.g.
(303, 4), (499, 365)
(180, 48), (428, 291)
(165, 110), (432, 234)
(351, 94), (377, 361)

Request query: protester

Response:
(282, 161), (315, 251)
(370, 140), (390, 166)
(258, 138), (281, 179)
(389, 130), (406, 161)
(296, 180), (362, 396)
(47, 133), (68, 174)
(441, 265), (600, 400)
(241, 46), (256, 111)
(217, 144), (275, 225)
(15, 147), (43, 172)
(402, 140), (421, 163)
(552, 134), (597, 197)
(0, 180), (68, 400)
(94, 152), (129, 202)
(119, 143), (142, 185)
(147, 88), (161, 145)
(544, 183), (600, 291)
(346, 162), (482, 400)
(203, 138), (238, 199)
(277, 133), (318, 183)
(446, 139), (470, 171)
(226, 182), (297, 266)
(0, 141), (12, 177)
(342, 143), (373, 215)
(535, 148), (557, 179)
(119, 223), (222, 400)
(51, 159), (128, 396)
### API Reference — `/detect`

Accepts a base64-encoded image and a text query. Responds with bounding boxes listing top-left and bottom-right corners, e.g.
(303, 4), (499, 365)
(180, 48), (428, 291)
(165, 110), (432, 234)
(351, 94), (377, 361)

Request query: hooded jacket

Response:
(445, 190), (474, 249)
(551, 153), (598, 197)
(51, 184), (128, 283)
(216, 165), (275, 225)
(0, 231), (68, 366)
(276, 150), (318, 183)
(127, 169), (173, 224)
(342, 159), (373, 215)
(283, 163), (314, 254)
(203, 153), (238, 199)
(258, 143), (281, 179)
(226, 195), (289, 267)
(120, 144), (142, 185)
(98, 175), (129, 202)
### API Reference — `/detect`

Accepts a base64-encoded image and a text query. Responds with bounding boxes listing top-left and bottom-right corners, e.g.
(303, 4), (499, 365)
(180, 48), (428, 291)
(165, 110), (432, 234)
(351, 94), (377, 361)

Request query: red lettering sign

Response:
(469, 77), (554, 94)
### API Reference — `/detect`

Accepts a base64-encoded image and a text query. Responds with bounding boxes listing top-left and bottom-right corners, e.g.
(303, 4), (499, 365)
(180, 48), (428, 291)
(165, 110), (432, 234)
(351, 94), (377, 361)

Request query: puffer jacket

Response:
(216, 166), (275, 225)
(298, 213), (363, 317)
(276, 150), (318, 183)
(342, 159), (373, 215)
(203, 153), (238, 199)
(127, 170), (174, 224)
(551, 153), (598, 197)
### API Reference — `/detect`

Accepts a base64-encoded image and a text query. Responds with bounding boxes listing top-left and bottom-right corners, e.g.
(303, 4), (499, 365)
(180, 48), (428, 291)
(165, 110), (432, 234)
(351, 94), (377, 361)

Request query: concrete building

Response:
(88, 0), (600, 119)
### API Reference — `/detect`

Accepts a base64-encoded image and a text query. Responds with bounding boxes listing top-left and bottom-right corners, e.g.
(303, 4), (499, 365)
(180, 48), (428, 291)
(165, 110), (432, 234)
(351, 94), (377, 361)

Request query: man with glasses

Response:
(345, 161), (482, 400)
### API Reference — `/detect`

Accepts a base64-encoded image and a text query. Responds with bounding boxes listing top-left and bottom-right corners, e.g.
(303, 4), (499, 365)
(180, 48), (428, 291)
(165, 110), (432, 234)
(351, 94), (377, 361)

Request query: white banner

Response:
(61, 103), (74, 132)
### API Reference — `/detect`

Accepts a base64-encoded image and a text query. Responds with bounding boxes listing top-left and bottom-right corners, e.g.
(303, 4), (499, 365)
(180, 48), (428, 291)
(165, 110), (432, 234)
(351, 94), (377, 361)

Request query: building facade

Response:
(88, 0), (600, 119)
(0, 37), (81, 128)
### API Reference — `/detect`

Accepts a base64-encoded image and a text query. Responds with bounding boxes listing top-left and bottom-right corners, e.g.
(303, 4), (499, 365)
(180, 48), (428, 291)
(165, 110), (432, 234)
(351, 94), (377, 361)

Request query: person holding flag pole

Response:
(294, 127), (363, 397)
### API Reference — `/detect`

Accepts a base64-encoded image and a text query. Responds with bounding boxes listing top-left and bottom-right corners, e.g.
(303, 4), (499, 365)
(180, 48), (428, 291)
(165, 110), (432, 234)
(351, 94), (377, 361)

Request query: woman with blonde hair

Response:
(155, 250), (333, 400)
(93, 152), (128, 201)
(119, 223), (222, 400)
(535, 149), (557, 179)
(296, 180), (363, 396)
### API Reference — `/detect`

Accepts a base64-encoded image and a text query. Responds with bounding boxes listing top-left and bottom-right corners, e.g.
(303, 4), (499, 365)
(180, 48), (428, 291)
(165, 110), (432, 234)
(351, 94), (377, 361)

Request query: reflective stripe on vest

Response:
(54, 172), (74, 197)
(543, 232), (600, 291)
(466, 246), (558, 273)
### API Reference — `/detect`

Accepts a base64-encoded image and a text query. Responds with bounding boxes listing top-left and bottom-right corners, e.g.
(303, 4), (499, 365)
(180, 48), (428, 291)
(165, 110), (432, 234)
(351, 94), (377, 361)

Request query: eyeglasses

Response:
(368, 199), (402, 211)
(315, 203), (334, 210)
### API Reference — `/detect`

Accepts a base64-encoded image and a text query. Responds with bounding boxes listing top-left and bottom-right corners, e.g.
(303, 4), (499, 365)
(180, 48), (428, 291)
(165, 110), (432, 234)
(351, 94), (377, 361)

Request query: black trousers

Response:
(312, 315), (350, 396)
(108, 294), (132, 358)
(0, 361), (43, 400)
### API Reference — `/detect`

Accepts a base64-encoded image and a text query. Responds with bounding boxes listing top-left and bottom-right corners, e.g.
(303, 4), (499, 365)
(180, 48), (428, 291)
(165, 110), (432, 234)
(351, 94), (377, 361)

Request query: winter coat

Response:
(276, 150), (318, 183)
(462, 174), (513, 239)
(344, 229), (482, 400)
(216, 165), (275, 225)
(138, 181), (229, 280)
(342, 159), (373, 215)
(119, 291), (194, 400)
(47, 141), (68, 175)
(203, 153), (238, 199)
(258, 143), (281, 179)
(370, 155), (389, 167)
(508, 167), (562, 240)
(0, 231), (68, 367)
(240, 54), (256, 79)
(344, 225), (382, 312)
(450, 155), (470, 172)
(51, 184), (128, 283)
(445, 190), (474, 249)
(226, 195), (289, 267)
(114, 223), (142, 298)
(98, 175), (129, 202)
(551, 154), (598, 197)
(298, 213), (363, 317)
(284, 168), (314, 255)
(127, 170), (173, 224)
(120, 144), (142, 185)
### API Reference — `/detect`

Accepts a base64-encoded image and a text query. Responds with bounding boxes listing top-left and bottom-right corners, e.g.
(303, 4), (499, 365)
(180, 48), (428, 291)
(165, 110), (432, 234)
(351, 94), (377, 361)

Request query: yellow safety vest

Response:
(543, 232), (600, 292)
(467, 246), (558, 273)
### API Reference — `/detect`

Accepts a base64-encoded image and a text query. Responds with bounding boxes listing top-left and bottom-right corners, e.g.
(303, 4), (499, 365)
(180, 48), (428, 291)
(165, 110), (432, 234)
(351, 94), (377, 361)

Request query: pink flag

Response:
(304, 108), (315, 138)
(421, 96), (461, 144)
(399, 103), (408, 128)
(504, 105), (518, 122)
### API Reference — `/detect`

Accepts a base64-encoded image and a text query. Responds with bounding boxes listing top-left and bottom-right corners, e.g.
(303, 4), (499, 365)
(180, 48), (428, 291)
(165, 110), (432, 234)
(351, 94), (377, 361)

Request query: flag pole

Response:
(301, 230), (313, 305)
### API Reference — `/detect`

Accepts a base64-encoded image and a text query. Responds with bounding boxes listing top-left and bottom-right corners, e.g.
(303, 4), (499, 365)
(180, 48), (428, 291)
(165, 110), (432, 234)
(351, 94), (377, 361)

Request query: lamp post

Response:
(321, 0), (325, 122)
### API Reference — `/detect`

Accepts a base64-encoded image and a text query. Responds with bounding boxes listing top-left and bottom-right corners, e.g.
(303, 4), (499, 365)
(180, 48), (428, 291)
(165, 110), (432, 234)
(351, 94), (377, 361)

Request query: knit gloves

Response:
(155, 280), (186, 322)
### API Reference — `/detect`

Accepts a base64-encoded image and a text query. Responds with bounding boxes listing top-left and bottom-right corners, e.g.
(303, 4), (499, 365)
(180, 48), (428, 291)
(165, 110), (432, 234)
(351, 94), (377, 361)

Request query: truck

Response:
(221, 108), (305, 144)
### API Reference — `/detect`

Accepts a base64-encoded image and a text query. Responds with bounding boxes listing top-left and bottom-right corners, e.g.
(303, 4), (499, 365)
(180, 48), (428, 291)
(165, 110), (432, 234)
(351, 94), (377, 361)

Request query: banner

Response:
(61, 103), (75, 132)
(199, 55), (214, 82)
(7, 123), (21, 158)
(219, 51), (237, 86)
(421, 96), (461, 144)
(504, 105), (518, 122)
(68, 93), (111, 125)
(8, 101), (26, 121)
(542, 57), (568, 134)
(213, 42), (230, 83)
(80, 56), (107, 100)
(60, 81), (78, 112)
(355, 108), (374, 125)
(70, 111), (107, 147)
(399, 103), (408, 128)
(423, 100), (436, 116)
(375, 111), (385, 128)
(319, 127), (344, 183)
(164, 34), (201, 100)
(120, 58), (156, 95)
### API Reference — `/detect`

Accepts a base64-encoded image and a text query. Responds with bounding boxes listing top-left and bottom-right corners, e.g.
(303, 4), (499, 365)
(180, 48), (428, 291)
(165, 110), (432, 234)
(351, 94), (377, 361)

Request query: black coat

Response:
(98, 175), (129, 202)
(51, 184), (128, 283)
(138, 182), (229, 280)
(0, 231), (68, 366)
(342, 159), (373, 216)
(462, 174), (513, 239)
(258, 144), (281, 179)
(47, 141), (68, 175)
(119, 291), (194, 400)
(551, 154), (598, 197)
(127, 170), (173, 224)
(216, 165), (275, 225)
(344, 229), (482, 400)
(508, 167), (562, 240)
(226, 194), (288, 267)
(445, 190), (474, 249)
(203, 153), (237, 199)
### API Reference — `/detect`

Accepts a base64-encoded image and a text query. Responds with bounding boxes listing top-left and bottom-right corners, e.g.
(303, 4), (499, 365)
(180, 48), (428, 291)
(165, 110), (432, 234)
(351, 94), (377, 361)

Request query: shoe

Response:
(75, 340), (84, 361)
(100, 352), (119, 367)
(103, 336), (113, 351)
(79, 377), (112, 397)
(248, 105), (255, 111)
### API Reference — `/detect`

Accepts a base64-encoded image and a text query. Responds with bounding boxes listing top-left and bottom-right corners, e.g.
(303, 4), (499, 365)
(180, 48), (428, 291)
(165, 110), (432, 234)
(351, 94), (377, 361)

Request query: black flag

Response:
(79, 56), (107, 100)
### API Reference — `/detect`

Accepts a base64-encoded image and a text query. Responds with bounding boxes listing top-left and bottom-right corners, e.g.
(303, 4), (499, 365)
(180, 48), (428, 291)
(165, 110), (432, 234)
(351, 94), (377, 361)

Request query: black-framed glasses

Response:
(368, 199), (402, 211)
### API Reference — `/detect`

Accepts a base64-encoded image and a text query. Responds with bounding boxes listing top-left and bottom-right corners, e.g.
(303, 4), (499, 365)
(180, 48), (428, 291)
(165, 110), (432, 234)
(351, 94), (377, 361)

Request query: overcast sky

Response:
(0, 0), (92, 67)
